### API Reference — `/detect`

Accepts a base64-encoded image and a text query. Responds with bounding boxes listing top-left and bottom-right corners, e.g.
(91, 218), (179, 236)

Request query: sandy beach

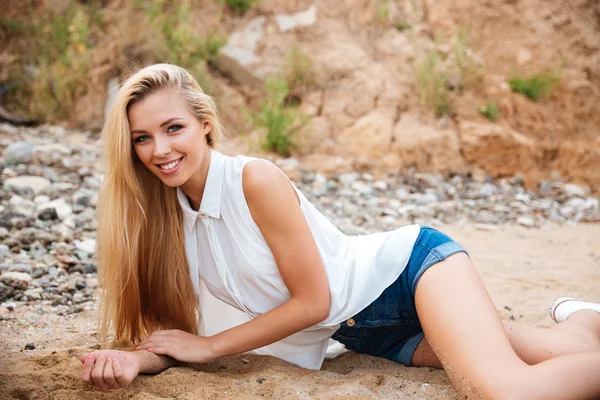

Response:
(1, 223), (598, 400)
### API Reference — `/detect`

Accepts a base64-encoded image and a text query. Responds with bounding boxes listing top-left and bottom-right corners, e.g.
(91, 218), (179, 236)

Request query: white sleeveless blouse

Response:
(177, 149), (420, 370)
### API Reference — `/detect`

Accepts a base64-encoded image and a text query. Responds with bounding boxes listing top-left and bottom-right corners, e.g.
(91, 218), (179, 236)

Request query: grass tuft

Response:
(220, 0), (258, 14)
(416, 48), (450, 116)
(253, 78), (308, 157)
(478, 100), (501, 122)
(508, 68), (561, 101)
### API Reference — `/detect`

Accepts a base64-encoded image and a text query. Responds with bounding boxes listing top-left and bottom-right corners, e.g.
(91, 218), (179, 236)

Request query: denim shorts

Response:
(331, 226), (468, 366)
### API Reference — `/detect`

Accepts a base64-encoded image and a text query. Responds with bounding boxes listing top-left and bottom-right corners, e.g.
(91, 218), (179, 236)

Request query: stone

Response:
(37, 198), (73, 220)
(393, 114), (465, 172)
(32, 143), (72, 166)
(74, 239), (96, 254)
(3, 176), (52, 196)
(72, 189), (94, 207)
(3, 142), (35, 166)
(217, 17), (269, 88)
(563, 183), (588, 198)
(33, 195), (51, 205)
(275, 5), (317, 32)
(0, 212), (31, 229)
(38, 208), (58, 221)
(7, 264), (32, 274)
(0, 271), (32, 288)
(459, 120), (538, 182)
(517, 216), (536, 227)
(336, 109), (394, 160)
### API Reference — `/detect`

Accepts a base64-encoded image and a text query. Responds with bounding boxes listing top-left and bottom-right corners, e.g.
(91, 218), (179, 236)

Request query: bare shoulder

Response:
(241, 160), (299, 206)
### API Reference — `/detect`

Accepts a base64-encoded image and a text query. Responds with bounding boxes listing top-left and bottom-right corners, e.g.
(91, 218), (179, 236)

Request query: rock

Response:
(275, 4), (317, 32)
(32, 143), (72, 166)
(7, 264), (32, 274)
(37, 198), (72, 220)
(563, 183), (588, 198)
(0, 228), (8, 241)
(336, 110), (394, 160)
(24, 288), (42, 300)
(8, 195), (36, 217)
(460, 120), (538, 182)
(3, 176), (52, 195)
(33, 195), (51, 205)
(517, 216), (535, 227)
(16, 228), (55, 245)
(0, 282), (14, 302)
(72, 189), (94, 207)
(0, 212), (30, 229)
(350, 181), (373, 195)
(24, 343), (35, 350)
(0, 244), (9, 257)
(217, 17), (270, 87)
(38, 208), (58, 221)
(0, 271), (32, 290)
(74, 239), (96, 254)
(392, 114), (465, 172)
(3, 142), (35, 166)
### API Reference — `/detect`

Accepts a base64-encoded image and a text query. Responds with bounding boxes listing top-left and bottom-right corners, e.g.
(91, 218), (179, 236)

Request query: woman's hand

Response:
(79, 349), (140, 392)
(137, 329), (216, 364)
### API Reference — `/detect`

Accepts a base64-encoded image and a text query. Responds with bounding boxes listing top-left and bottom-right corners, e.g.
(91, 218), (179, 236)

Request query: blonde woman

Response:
(79, 64), (600, 399)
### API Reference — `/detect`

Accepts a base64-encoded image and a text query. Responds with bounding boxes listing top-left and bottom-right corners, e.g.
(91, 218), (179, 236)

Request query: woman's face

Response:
(128, 88), (212, 188)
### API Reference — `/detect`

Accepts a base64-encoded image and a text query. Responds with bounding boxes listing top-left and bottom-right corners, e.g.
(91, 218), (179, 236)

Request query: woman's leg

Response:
(415, 252), (600, 399)
(412, 312), (600, 368)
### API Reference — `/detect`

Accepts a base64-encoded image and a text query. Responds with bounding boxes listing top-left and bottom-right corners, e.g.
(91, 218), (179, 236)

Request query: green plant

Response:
(0, 17), (27, 36)
(374, 0), (390, 23)
(137, 0), (226, 92)
(454, 28), (483, 89)
(254, 78), (308, 157)
(478, 100), (501, 122)
(5, 1), (96, 121)
(220, 0), (258, 14)
(281, 47), (314, 91)
(508, 68), (562, 101)
(394, 21), (411, 31)
(416, 48), (450, 116)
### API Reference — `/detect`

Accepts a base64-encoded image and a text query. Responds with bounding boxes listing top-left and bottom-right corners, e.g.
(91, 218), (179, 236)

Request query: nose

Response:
(153, 135), (172, 158)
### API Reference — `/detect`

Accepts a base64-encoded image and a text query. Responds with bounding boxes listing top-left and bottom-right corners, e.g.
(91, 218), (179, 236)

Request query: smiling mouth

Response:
(157, 157), (183, 171)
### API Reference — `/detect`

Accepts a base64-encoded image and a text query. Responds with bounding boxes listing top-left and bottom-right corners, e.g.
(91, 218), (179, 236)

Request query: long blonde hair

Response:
(97, 64), (224, 344)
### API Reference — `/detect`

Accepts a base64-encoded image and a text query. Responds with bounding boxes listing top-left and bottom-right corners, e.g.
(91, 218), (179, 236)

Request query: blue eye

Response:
(133, 135), (150, 143)
(167, 124), (183, 133)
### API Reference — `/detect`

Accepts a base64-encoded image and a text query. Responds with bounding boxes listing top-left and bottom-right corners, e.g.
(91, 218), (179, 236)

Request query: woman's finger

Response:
(138, 340), (175, 351)
(81, 353), (95, 383)
(145, 346), (176, 358)
(103, 358), (118, 389)
(90, 353), (110, 392)
(112, 359), (128, 387)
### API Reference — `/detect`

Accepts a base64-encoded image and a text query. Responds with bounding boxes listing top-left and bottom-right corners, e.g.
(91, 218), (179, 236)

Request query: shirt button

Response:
(346, 318), (355, 327)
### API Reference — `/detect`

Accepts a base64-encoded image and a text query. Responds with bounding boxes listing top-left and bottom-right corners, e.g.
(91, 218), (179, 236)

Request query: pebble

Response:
(0, 121), (598, 316)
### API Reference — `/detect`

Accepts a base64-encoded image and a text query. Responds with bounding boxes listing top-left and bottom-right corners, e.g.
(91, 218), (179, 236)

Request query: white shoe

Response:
(549, 297), (600, 323)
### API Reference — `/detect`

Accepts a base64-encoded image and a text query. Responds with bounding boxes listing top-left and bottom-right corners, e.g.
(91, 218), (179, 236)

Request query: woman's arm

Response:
(80, 349), (178, 391)
(138, 160), (332, 362)
(211, 160), (332, 357)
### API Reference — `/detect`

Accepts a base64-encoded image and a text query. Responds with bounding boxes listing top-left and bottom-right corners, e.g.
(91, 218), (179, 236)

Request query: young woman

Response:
(80, 64), (600, 398)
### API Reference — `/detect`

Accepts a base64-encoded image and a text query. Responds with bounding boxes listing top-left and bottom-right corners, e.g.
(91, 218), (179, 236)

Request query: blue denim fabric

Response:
(331, 226), (468, 366)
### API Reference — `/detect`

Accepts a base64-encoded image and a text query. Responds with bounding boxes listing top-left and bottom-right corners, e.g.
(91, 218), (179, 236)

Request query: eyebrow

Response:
(130, 117), (183, 135)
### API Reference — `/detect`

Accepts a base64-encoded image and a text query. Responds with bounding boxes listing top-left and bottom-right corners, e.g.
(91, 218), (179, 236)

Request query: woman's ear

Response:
(201, 120), (212, 136)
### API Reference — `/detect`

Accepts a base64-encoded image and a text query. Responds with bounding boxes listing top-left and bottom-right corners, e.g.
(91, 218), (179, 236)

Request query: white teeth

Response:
(159, 158), (181, 170)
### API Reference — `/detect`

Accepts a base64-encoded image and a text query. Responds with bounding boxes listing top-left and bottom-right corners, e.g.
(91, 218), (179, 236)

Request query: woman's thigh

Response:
(415, 252), (527, 397)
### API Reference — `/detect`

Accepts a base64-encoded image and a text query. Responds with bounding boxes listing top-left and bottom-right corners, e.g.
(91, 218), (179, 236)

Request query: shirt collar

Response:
(177, 148), (225, 230)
